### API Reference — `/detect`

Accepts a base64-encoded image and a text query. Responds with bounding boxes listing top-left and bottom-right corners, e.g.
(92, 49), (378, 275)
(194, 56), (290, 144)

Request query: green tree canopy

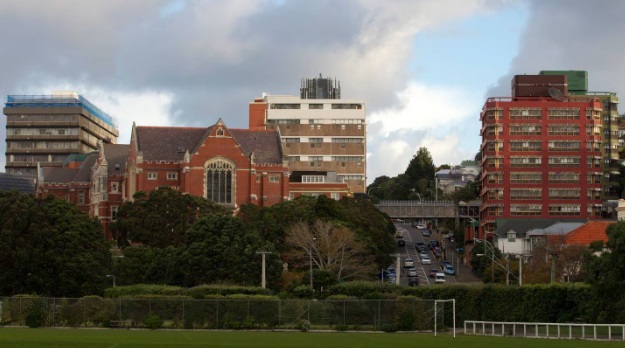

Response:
(110, 186), (231, 248)
(404, 147), (435, 191)
(0, 191), (112, 297)
(585, 222), (625, 321)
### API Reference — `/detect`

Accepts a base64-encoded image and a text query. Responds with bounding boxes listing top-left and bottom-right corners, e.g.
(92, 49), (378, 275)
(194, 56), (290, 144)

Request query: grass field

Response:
(0, 328), (623, 347)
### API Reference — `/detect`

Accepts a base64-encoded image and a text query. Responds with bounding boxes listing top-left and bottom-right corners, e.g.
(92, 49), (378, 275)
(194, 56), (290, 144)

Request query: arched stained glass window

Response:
(205, 159), (235, 204)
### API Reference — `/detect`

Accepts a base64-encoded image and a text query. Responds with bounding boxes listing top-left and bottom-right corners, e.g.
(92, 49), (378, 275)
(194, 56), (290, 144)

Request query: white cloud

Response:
(366, 81), (481, 182)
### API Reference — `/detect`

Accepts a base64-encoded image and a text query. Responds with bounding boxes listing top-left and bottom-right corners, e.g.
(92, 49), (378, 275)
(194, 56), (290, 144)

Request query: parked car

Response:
(416, 223), (426, 230)
(397, 239), (406, 247)
(444, 265), (455, 275)
(408, 277), (419, 286)
(395, 230), (404, 238)
(421, 255), (432, 265)
(419, 252), (429, 260)
(407, 268), (418, 277)
(415, 242), (425, 249)
(434, 272), (446, 284)
(429, 269), (439, 278)
(422, 229), (431, 237)
(429, 240), (439, 250)
(403, 258), (414, 268)
(433, 246), (442, 257)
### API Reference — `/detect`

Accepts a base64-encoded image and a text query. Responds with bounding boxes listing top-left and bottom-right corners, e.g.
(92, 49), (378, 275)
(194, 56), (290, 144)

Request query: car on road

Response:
(397, 239), (406, 247)
(443, 264), (455, 275)
(429, 269), (439, 278)
(407, 268), (418, 277)
(403, 258), (414, 268)
(422, 229), (431, 237)
(433, 246), (442, 257)
(434, 272), (446, 284)
(416, 223), (426, 230)
(415, 241), (425, 248)
(395, 230), (404, 238)
(421, 255), (432, 265)
(429, 240), (439, 250)
(408, 277), (419, 286)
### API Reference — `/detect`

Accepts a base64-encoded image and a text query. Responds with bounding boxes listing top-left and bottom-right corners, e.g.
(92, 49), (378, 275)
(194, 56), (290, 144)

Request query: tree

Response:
(404, 147), (435, 192)
(110, 186), (231, 248)
(285, 220), (375, 282)
(469, 241), (503, 283)
(0, 191), (112, 297)
(585, 222), (625, 321)
(448, 182), (478, 230)
(178, 214), (282, 287)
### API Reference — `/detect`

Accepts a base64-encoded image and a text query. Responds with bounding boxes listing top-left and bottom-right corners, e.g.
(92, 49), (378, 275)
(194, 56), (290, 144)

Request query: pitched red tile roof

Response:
(564, 220), (615, 246)
(104, 144), (130, 175)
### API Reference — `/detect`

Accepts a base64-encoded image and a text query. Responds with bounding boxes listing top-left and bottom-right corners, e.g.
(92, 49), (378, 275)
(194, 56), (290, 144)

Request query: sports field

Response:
(0, 328), (622, 347)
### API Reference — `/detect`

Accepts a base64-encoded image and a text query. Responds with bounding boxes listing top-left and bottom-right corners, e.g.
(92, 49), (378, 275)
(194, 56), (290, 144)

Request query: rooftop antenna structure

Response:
(548, 87), (566, 101)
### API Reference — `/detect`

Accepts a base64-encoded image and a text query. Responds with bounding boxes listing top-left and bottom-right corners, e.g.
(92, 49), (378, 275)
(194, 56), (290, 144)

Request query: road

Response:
(390, 223), (479, 286)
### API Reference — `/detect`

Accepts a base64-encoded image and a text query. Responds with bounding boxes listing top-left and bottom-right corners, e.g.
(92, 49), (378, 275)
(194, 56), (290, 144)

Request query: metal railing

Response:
(464, 320), (625, 341)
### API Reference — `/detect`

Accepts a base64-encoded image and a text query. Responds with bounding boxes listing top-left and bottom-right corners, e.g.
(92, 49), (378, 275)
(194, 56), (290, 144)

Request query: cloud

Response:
(487, 0), (625, 99)
(0, 0), (498, 176)
(366, 82), (481, 180)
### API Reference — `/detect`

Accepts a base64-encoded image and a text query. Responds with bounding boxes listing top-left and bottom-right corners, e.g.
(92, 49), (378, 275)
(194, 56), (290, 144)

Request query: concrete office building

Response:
(4, 91), (119, 176)
(249, 76), (367, 193)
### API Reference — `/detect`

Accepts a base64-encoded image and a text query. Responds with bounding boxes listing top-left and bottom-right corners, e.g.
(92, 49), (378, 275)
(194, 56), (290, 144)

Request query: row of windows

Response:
(487, 204), (600, 217)
(147, 172), (179, 180)
(484, 124), (601, 136)
(7, 141), (79, 150)
(7, 128), (79, 136)
(484, 108), (599, 120)
(484, 140), (602, 152)
(486, 188), (600, 200)
(270, 103), (363, 110)
(7, 114), (78, 122)
(486, 172), (601, 184)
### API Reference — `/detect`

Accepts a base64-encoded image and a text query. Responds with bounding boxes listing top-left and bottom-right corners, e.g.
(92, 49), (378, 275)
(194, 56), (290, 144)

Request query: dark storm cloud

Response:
(487, 0), (625, 98)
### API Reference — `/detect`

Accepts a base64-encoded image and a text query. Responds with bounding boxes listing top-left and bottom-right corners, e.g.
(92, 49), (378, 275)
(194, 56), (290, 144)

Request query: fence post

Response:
(182, 299), (185, 328)
(343, 300), (346, 326)
(83, 299), (86, 327)
(19, 297), (22, 325)
(377, 300), (381, 331)
(216, 300), (219, 329)
(278, 299), (281, 329)
(52, 298), (56, 327)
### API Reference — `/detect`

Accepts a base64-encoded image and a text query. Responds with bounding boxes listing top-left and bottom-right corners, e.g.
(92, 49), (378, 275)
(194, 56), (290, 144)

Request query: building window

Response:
(309, 104), (324, 109)
(309, 138), (322, 147)
(510, 156), (541, 167)
(271, 103), (301, 109)
(331, 192), (340, 200)
(111, 206), (119, 220)
(509, 124), (541, 135)
(331, 103), (362, 109)
(309, 156), (323, 167)
(507, 232), (516, 242)
(548, 204), (581, 216)
(510, 188), (542, 200)
(509, 108), (542, 119)
(548, 188), (581, 199)
(547, 107), (580, 119)
(549, 156), (581, 167)
(111, 182), (119, 193)
(147, 172), (158, 180)
(167, 172), (178, 180)
(510, 204), (542, 216)
(78, 191), (85, 205)
(216, 128), (225, 136)
(205, 159), (235, 205)
(269, 175), (279, 183)
(302, 175), (325, 183)
(548, 172), (580, 183)
(510, 172), (542, 183)
(510, 141), (542, 151)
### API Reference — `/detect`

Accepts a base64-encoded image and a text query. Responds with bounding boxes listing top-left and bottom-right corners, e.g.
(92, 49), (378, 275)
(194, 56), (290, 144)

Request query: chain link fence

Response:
(0, 297), (454, 332)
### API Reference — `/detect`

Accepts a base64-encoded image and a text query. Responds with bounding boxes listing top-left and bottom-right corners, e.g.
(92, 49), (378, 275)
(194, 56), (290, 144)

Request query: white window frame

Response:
(147, 172), (158, 180)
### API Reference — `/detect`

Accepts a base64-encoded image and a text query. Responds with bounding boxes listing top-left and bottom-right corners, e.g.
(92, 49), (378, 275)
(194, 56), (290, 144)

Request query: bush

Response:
(382, 323), (397, 333)
(335, 324), (349, 331)
(296, 319), (310, 332)
(185, 284), (271, 299)
(61, 296), (117, 327)
(25, 298), (46, 328)
(293, 285), (313, 299)
(144, 314), (163, 329)
(104, 284), (183, 298)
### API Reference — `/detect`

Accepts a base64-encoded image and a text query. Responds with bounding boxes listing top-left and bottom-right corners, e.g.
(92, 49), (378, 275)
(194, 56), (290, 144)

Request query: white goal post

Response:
(434, 299), (456, 338)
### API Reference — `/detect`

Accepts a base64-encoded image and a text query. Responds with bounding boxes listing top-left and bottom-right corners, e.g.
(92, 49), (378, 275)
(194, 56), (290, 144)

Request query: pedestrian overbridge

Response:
(374, 200), (481, 220)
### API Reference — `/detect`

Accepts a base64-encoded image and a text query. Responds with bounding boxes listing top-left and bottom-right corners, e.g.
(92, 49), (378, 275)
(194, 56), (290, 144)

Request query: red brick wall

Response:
(249, 101), (268, 130)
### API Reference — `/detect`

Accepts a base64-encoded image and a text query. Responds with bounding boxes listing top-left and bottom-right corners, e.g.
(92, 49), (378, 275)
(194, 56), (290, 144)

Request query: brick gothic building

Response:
(37, 120), (351, 238)
(126, 120), (290, 207)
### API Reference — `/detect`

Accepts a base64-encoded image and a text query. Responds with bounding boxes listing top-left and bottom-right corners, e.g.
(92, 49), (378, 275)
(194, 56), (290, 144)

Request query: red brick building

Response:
(126, 119), (290, 208)
(480, 93), (605, 234)
(36, 119), (351, 239)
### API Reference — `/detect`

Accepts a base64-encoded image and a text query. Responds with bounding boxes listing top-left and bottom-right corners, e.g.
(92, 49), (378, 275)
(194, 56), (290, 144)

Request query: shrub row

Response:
(103, 284), (271, 299)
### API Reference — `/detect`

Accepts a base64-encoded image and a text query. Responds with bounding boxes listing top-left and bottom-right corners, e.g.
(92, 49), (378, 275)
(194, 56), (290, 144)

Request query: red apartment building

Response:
(479, 75), (605, 234)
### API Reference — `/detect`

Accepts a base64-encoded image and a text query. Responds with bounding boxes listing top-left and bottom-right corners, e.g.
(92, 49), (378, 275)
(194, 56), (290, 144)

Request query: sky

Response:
(1, 0), (624, 184)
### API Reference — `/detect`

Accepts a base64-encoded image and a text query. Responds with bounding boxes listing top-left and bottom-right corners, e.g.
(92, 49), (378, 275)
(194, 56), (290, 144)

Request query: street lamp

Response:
(106, 274), (116, 288)
(475, 238), (495, 283)
(309, 237), (317, 293)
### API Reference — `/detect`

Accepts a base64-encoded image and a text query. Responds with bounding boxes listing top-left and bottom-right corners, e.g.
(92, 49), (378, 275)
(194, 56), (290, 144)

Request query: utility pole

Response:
(390, 253), (401, 286)
(505, 257), (509, 285)
(519, 256), (523, 286)
(550, 254), (557, 284)
(256, 251), (272, 289)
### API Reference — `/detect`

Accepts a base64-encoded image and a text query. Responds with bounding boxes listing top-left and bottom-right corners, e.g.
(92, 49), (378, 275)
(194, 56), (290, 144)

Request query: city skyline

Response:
(1, 0), (624, 183)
